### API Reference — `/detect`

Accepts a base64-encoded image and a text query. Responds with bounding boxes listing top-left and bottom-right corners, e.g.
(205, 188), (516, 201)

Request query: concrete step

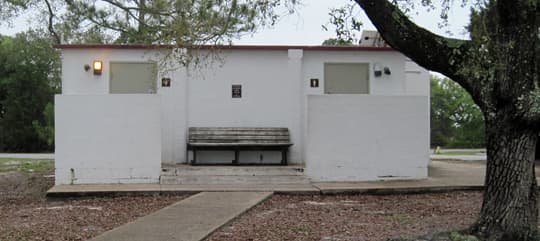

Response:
(161, 165), (305, 177)
(160, 174), (310, 185)
(160, 165), (309, 185)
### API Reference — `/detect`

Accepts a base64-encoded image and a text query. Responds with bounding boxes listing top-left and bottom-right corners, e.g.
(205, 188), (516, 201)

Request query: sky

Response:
(235, 0), (472, 45)
(0, 0), (473, 45)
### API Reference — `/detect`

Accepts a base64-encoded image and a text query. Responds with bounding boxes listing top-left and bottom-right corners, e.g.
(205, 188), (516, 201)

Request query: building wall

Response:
(61, 49), (187, 165)
(305, 95), (430, 181)
(185, 49), (304, 164)
(55, 94), (161, 184)
(57, 47), (430, 183)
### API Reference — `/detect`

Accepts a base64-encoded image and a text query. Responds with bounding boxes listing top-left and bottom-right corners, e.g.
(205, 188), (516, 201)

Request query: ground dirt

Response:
(207, 192), (482, 241)
(0, 171), (187, 241)
(0, 161), (484, 241)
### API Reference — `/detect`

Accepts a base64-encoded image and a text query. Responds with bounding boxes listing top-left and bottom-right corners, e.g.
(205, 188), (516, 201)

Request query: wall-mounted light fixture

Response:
(373, 63), (391, 77)
(93, 60), (103, 75)
(373, 63), (382, 77)
(384, 66), (391, 75)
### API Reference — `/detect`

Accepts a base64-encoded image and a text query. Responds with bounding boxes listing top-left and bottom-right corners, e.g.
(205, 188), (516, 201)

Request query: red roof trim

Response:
(52, 44), (394, 52)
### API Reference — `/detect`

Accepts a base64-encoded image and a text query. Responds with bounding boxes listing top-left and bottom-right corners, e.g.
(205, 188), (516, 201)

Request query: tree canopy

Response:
(431, 75), (485, 148)
(1, 0), (298, 45)
(0, 31), (59, 152)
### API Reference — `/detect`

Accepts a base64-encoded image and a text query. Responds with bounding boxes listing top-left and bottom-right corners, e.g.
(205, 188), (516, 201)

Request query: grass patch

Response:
(0, 158), (54, 173)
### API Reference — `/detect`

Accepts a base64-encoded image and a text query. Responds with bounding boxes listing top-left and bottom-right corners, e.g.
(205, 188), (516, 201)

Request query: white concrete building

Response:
(54, 44), (430, 185)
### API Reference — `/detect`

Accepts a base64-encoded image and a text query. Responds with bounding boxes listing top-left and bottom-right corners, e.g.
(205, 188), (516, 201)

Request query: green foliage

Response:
(32, 102), (55, 147)
(322, 4), (362, 45)
(2, 0), (298, 46)
(0, 31), (60, 152)
(321, 38), (354, 46)
(431, 75), (485, 148)
(448, 231), (481, 241)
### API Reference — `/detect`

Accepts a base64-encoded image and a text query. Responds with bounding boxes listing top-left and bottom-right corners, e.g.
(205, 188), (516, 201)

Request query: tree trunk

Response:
(472, 119), (538, 240)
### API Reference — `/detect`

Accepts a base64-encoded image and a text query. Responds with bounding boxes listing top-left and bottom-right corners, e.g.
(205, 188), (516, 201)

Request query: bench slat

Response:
(188, 143), (293, 147)
(189, 131), (289, 136)
(189, 140), (291, 143)
(189, 127), (288, 131)
(190, 135), (289, 140)
(187, 127), (292, 165)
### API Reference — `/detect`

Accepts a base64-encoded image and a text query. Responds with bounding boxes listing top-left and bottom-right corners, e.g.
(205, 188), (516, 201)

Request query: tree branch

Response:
(354, 0), (476, 93)
(44, 0), (61, 44)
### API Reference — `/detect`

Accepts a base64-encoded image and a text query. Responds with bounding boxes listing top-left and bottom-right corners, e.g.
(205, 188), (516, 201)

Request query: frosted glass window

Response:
(110, 62), (157, 94)
(324, 63), (369, 94)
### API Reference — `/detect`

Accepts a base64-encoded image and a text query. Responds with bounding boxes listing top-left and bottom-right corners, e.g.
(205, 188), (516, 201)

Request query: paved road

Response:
(0, 153), (54, 159)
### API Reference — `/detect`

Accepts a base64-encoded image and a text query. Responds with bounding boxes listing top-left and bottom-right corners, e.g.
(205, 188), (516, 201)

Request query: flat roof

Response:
(53, 44), (394, 52)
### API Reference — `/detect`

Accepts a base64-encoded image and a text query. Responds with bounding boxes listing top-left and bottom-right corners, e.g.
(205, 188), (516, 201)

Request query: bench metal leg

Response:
(233, 149), (239, 165)
(281, 149), (287, 166)
(191, 148), (197, 165)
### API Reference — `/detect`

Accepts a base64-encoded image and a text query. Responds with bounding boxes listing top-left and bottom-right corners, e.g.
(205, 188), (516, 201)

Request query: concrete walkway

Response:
(90, 192), (272, 241)
(430, 154), (486, 162)
(0, 153), (54, 159)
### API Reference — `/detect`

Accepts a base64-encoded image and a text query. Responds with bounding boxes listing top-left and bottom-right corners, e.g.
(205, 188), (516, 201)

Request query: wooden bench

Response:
(187, 127), (293, 165)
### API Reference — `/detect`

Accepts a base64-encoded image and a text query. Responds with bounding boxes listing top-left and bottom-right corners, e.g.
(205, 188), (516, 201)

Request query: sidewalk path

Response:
(430, 154), (486, 161)
(90, 192), (272, 241)
(0, 153), (54, 159)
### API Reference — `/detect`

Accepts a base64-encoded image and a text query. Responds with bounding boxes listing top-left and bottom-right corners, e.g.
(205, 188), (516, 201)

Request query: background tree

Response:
(1, 0), (297, 45)
(351, 0), (539, 240)
(431, 75), (485, 148)
(0, 31), (60, 152)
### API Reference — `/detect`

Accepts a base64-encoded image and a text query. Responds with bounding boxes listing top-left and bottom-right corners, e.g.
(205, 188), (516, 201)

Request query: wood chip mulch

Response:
(207, 191), (482, 241)
(0, 171), (187, 241)
(1, 170), (482, 241)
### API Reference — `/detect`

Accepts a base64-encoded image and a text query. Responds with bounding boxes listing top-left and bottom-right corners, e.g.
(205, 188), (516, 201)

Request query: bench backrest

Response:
(188, 127), (291, 144)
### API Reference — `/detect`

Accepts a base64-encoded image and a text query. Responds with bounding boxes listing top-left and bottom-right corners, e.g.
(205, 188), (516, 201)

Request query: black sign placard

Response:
(161, 77), (171, 87)
(310, 78), (319, 88)
(232, 85), (242, 98)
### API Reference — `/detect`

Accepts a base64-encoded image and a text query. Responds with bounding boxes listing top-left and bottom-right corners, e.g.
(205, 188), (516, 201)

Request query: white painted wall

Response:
(305, 95), (430, 182)
(55, 95), (161, 184)
(404, 59), (430, 96)
(186, 49), (304, 164)
(61, 49), (187, 165)
(57, 46), (430, 183)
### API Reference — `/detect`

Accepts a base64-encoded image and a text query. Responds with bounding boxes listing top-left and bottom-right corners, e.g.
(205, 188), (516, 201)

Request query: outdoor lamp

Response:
(384, 66), (391, 75)
(93, 60), (103, 75)
(373, 63), (382, 77)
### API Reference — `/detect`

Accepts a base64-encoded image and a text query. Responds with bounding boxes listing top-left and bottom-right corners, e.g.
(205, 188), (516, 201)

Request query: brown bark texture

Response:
(355, 0), (540, 240)
(473, 120), (538, 240)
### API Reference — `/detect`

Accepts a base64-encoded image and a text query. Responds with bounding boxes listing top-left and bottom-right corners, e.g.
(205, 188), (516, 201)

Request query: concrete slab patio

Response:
(89, 192), (272, 241)
(314, 160), (487, 194)
(48, 160), (496, 196)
